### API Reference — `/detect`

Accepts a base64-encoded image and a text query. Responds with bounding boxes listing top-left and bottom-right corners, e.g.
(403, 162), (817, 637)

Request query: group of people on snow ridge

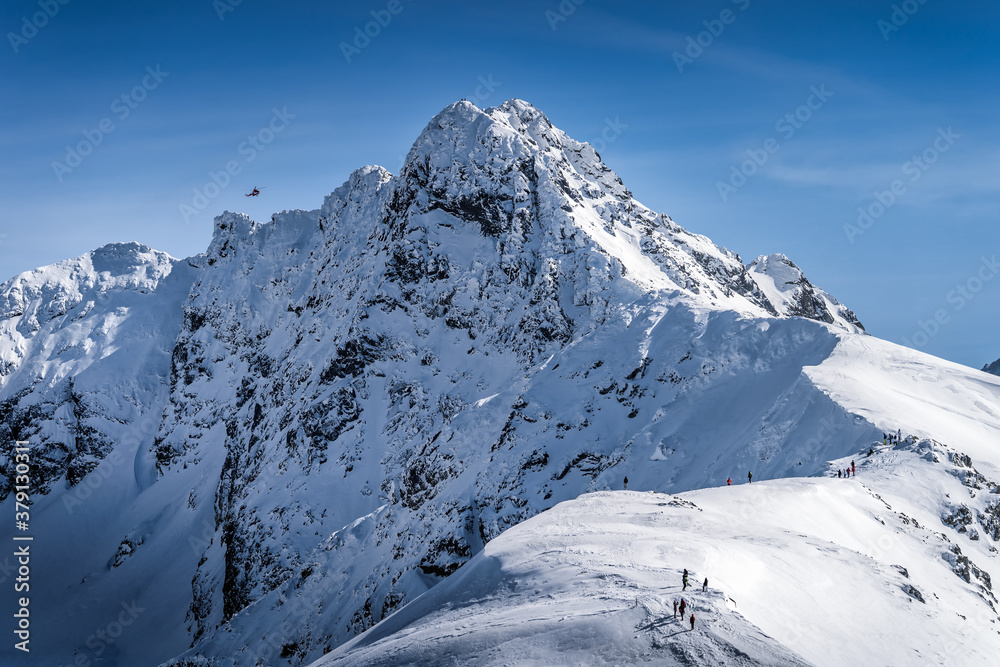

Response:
(629, 472), (755, 489)
(624, 430), (909, 492)
(622, 441), (905, 634)
(837, 430), (907, 478)
(674, 569), (708, 630)
(837, 460), (857, 478)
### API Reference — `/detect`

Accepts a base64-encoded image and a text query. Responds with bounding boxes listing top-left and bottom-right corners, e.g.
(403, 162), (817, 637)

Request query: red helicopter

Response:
(245, 186), (265, 197)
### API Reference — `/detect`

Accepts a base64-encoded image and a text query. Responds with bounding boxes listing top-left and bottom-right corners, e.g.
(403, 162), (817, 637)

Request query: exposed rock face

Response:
(748, 253), (865, 334)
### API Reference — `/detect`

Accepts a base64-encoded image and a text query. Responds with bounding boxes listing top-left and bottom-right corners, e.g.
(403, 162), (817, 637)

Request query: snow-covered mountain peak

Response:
(748, 252), (798, 281)
(322, 164), (393, 216)
(983, 357), (1000, 376)
(748, 252), (865, 334)
(402, 98), (621, 213)
(388, 99), (790, 320)
(89, 241), (172, 278)
(0, 242), (177, 326)
(484, 98), (566, 153)
(205, 210), (260, 264)
(487, 97), (548, 122)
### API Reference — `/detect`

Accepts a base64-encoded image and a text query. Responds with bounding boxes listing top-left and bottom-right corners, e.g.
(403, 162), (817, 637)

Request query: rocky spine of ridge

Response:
(748, 253), (865, 334)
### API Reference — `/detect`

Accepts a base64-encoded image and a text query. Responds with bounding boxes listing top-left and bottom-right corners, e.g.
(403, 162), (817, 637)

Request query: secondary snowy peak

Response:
(983, 357), (1000, 376)
(0, 242), (176, 330)
(317, 491), (812, 667)
(748, 253), (865, 334)
(0, 241), (185, 394)
(0, 242), (196, 502)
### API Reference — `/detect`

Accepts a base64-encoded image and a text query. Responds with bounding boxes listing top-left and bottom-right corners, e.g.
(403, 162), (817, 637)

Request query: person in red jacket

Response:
(727, 477), (732, 486)
(690, 613), (696, 630)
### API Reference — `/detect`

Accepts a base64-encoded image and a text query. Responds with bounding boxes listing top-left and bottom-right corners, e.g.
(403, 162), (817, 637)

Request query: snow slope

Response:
(318, 438), (1000, 667)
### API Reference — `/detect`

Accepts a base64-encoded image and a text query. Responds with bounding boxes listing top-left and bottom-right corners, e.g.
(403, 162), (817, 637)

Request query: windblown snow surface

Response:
(1, 100), (999, 667)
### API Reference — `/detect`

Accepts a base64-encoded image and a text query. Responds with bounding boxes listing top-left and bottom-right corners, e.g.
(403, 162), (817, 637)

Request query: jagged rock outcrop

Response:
(748, 253), (864, 333)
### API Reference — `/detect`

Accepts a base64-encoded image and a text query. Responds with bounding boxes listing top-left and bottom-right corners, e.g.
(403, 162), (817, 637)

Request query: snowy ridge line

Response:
(313, 430), (1000, 667)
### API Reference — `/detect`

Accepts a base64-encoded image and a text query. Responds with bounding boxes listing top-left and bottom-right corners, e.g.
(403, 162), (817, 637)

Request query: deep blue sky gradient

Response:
(2, 0), (997, 367)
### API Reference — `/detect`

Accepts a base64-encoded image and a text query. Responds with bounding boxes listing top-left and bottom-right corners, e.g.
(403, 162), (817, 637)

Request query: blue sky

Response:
(2, 0), (997, 367)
